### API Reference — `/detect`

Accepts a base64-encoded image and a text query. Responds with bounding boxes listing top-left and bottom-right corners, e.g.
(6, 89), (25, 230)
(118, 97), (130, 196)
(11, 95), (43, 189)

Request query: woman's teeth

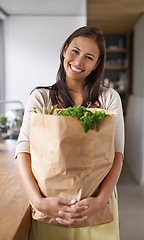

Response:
(71, 65), (83, 73)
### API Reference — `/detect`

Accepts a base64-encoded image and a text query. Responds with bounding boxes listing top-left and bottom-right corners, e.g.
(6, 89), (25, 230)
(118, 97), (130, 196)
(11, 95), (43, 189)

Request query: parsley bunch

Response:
(56, 106), (109, 134)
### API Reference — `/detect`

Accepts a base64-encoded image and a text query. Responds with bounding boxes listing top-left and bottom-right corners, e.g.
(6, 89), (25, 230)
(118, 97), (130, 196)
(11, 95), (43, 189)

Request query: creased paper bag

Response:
(30, 108), (117, 227)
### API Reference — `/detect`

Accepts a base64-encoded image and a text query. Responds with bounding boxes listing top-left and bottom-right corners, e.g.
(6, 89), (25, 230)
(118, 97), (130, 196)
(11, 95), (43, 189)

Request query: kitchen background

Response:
(0, 1), (144, 239)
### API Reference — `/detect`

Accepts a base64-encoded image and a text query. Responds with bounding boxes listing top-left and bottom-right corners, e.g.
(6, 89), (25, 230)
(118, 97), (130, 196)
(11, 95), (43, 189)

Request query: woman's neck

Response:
(66, 79), (85, 106)
(69, 89), (83, 107)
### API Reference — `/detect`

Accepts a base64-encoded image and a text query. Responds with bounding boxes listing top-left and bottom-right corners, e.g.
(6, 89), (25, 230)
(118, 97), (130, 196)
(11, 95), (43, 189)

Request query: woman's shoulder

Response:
(101, 87), (119, 97)
(27, 87), (52, 109)
(31, 87), (51, 97)
(99, 87), (121, 110)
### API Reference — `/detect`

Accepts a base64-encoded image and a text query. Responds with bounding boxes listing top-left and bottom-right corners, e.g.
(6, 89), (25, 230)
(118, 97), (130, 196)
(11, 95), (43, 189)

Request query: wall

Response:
(4, 16), (86, 107)
(133, 14), (144, 97)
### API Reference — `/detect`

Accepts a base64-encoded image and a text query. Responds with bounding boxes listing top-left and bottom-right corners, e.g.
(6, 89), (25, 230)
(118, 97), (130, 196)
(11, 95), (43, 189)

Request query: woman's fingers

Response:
(58, 198), (88, 218)
(61, 204), (88, 214)
(56, 215), (88, 226)
(58, 209), (84, 219)
(75, 198), (89, 207)
(58, 198), (76, 206)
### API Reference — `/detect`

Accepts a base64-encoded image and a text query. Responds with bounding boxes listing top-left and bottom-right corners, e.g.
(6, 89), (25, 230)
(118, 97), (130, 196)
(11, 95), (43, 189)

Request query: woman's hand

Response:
(35, 197), (88, 226)
(55, 196), (105, 226)
(75, 196), (105, 218)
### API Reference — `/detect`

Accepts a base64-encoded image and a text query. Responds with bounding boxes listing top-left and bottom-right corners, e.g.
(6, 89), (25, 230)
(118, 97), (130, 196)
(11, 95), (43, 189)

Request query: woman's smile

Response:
(70, 64), (84, 73)
(63, 36), (100, 86)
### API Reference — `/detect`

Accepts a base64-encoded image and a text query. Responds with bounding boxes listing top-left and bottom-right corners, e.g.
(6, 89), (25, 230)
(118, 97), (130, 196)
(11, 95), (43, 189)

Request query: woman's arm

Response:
(15, 153), (43, 208)
(97, 152), (123, 205)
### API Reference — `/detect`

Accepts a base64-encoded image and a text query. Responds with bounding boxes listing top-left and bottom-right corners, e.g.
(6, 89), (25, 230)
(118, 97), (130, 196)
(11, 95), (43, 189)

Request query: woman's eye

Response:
(72, 49), (79, 54)
(87, 56), (93, 61)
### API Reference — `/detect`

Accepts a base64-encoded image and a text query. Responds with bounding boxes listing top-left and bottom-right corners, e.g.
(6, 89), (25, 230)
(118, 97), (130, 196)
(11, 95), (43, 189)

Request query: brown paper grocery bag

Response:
(30, 108), (117, 227)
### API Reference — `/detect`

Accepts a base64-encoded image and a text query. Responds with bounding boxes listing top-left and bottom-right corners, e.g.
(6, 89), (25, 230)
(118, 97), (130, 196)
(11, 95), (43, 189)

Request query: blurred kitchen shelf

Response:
(106, 48), (128, 53)
(103, 34), (130, 115)
(105, 66), (128, 70)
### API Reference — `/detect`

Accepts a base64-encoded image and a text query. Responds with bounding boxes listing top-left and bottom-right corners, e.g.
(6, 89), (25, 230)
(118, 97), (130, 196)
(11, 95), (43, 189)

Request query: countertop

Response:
(0, 140), (31, 240)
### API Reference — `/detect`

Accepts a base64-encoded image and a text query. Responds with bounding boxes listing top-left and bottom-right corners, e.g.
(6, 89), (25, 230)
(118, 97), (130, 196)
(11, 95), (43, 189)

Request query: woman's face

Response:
(63, 36), (100, 87)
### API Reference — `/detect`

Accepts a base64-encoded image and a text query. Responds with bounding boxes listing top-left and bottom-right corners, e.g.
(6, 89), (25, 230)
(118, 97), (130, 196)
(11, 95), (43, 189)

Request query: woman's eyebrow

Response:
(73, 46), (96, 58)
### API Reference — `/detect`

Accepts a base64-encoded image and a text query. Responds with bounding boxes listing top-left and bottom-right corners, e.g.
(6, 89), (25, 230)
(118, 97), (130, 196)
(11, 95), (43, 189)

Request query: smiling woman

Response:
(15, 26), (124, 240)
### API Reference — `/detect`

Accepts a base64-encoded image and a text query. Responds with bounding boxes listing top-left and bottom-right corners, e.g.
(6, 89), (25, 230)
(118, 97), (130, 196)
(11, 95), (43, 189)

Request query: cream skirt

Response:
(29, 192), (120, 240)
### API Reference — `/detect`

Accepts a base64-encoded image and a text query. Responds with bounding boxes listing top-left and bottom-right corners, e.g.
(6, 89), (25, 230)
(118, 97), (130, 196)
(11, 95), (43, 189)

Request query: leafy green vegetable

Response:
(33, 105), (109, 134)
(56, 106), (109, 134)
(49, 105), (57, 115)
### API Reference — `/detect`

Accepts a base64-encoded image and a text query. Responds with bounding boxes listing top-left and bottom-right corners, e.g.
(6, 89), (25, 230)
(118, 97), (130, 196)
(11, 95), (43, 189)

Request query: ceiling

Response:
(87, 0), (144, 34)
(0, 0), (86, 16)
(0, 0), (144, 34)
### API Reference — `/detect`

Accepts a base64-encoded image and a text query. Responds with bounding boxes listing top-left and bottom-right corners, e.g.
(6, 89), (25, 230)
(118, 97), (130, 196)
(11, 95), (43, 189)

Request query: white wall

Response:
(4, 16), (86, 107)
(133, 14), (144, 98)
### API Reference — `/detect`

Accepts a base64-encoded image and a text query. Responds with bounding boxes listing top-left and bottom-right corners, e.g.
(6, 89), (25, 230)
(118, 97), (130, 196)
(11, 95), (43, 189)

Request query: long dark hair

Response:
(34, 26), (106, 108)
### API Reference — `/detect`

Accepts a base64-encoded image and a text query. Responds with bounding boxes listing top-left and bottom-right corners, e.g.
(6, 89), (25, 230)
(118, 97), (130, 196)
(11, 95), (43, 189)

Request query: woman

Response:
(15, 26), (124, 240)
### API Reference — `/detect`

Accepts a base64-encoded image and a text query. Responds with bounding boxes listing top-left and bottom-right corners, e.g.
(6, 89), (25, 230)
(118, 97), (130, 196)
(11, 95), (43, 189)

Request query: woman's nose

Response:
(75, 55), (84, 67)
